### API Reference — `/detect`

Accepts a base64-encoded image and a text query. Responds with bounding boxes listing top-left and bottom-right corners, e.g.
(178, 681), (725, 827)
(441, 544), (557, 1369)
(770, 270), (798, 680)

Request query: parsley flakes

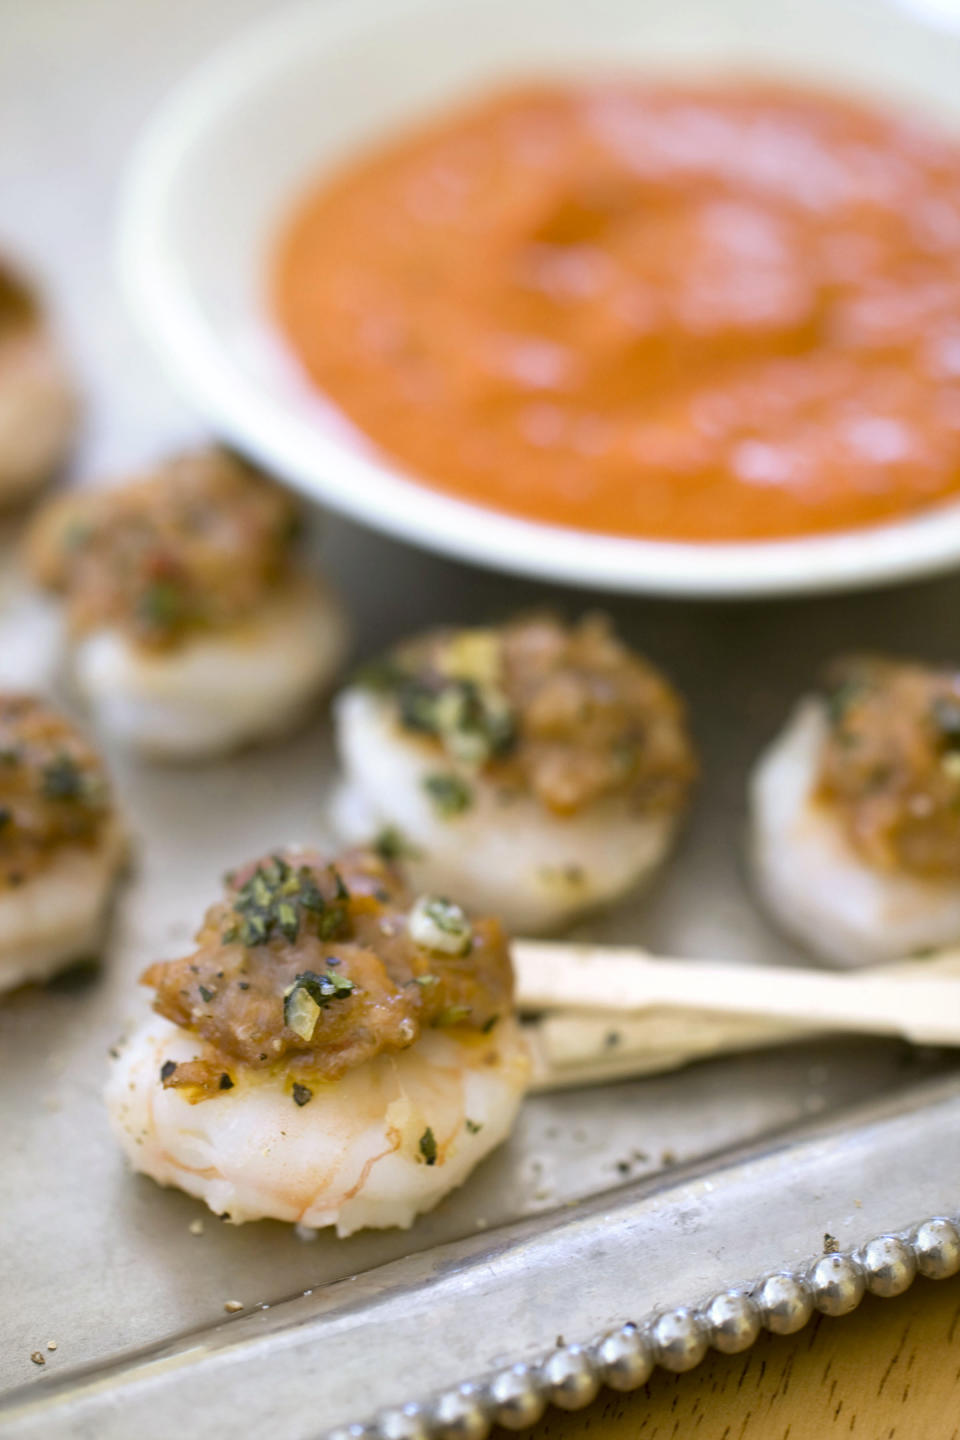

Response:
(41, 754), (89, 802)
(423, 773), (473, 817)
(283, 969), (355, 1041)
(419, 1127), (438, 1166)
(223, 856), (349, 948)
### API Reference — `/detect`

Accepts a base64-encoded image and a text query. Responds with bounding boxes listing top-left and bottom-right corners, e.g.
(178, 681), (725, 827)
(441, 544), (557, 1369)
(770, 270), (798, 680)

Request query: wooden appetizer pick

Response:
(525, 1009), (814, 1092)
(518, 945), (960, 1092)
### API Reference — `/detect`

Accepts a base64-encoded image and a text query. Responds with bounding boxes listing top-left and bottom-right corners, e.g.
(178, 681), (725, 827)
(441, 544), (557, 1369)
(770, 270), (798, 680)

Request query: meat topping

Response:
(26, 447), (300, 650)
(362, 613), (696, 816)
(0, 262), (38, 334)
(144, 847), (514, 1087)
(0, 695), (113, 889)
(819, 655), (960, 877)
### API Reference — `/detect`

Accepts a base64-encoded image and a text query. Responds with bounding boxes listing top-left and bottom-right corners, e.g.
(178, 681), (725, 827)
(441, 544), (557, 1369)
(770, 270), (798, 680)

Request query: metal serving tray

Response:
(2, 2), (960, 1435)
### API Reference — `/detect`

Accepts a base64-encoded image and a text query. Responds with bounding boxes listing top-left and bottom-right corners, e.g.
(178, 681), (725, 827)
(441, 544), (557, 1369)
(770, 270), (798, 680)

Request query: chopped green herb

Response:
(41, 753), (86, 801)
(283, 986), (320, 1042)
(227, 856), (349, 948)
(61, 518), (93, 551)
(434, 1004), (472, 1027)
(294, 969), (355, 1005)
(354, 655), (409, 692)
(400, 675), (516, 766)
(159, 1060), (177, 1082)
(283, 969), (355, 1041)
(826, 678), (865, 729)
(465, 1118), (483, 1135)
(360, 636), (517, 768)
(413, 973), (439, 987)
(423, 772), (473, 817)
(0, 747), (20, 766)
(277, 901), (299, 937)
(932, 696), (960, 750)
(398, 675), (444, 735)
(481, 1014), (499, 1034)
(218, 1072), (234, 1091)
(0, 806), (12, 830)
(428, 900), (467, 936)
(137, 579), (186, 632)
(419, 1127), (438, 1166)
(612, 739), (641, 776)
(198, 984), (215, 1003)
(317, 906), (348, 940)
(452, 682), (516, 762)
(291, 1083), (313, 1108)
(373, 826), (423, 862)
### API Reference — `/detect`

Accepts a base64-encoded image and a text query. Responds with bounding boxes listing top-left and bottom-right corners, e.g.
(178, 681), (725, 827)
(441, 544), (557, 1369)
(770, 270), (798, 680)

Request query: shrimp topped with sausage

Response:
(332, 614), (696, 932)
(0, 694), (124, 992)
(107, 845), (528, 1234)
(25, 446), (347, 757)
(750, 655), (960, 966)
(0, 260), (76, 504)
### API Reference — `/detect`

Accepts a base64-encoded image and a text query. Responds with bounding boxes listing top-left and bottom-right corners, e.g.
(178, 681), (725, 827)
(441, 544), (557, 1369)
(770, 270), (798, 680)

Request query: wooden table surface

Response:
(495, 1274), (960, 1440)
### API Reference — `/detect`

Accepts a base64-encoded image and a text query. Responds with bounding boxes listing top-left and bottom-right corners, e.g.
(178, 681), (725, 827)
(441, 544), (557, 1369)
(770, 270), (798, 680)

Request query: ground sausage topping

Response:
(362, 613), (696, 817)
(0, 263), (37, 334)
(26, 447), (300, 650)
(0, 695), (113, 889)
(819, 655), (960, 878)
(144, 847), (514, 1092)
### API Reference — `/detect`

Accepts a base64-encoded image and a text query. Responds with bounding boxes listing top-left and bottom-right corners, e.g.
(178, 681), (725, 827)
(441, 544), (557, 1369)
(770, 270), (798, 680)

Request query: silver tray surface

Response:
(2, 1), (960, 1435)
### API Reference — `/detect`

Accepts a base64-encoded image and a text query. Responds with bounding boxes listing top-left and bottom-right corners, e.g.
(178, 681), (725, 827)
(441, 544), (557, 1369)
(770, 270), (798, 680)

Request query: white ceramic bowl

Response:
(118, 0), (960, 597)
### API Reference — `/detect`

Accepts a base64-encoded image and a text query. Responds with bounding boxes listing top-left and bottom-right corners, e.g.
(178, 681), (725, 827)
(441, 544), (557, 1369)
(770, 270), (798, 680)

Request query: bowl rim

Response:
(116, 0), (960, 599)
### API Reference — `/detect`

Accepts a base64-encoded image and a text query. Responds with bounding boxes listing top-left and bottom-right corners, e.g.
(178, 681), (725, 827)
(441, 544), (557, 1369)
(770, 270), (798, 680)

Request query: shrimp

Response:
(25, 448), (348, 758)
(750, 660), (960, 967)
(332, 686), (681, 934)
(0, 260), (76, 504)
(107, 1015), (528, 1235)
(74, 574), (346, 759)
(332, 615), (695, 933)
(106, 845), (528, 1233)
(0, 694), (124, 993)
(0, 828), (125, 991)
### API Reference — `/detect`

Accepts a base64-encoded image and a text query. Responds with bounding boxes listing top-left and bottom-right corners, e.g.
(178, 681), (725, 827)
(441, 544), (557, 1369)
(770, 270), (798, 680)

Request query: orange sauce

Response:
(274, 83), (960, 543)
